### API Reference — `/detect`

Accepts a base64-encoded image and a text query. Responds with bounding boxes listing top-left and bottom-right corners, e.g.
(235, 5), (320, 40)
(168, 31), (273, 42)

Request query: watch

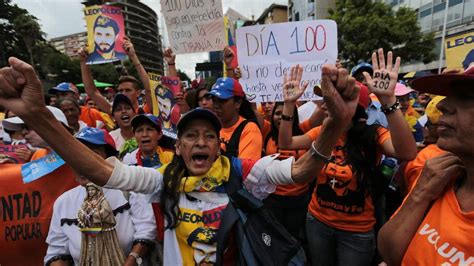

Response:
(281, 114), (294, 121)
(129, 252), (143, 265)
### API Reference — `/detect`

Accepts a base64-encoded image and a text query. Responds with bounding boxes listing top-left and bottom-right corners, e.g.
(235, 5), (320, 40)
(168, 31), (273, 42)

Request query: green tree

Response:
(12, 13), (44, 66)
(0, 0), (30, 65)
(329, 0), (435, 67)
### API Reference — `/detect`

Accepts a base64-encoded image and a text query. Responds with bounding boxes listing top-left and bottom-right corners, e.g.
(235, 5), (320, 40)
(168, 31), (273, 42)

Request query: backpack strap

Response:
(223, 119), (251, 158)
(215, 157), (241, 265)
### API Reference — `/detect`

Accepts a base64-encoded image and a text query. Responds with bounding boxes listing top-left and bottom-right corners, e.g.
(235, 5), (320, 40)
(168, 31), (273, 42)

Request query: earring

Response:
(217, 151), (221, 157)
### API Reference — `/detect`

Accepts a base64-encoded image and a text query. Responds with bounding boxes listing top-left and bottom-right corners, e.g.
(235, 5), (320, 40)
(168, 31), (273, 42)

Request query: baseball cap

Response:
(112, 94), (134, 113)
(351, 62), (373, 76)
(48, 82), (79, 95)
(131, 114), (162, 132)
(2, 106), (69, 131)
(177, 108), (222, 136)
(425, 96), (445, 124)
(395, 83), (414, 96)
(207, 78), (245, 99)
(75, 127), (118, 157)
(412, 65), (474, 96)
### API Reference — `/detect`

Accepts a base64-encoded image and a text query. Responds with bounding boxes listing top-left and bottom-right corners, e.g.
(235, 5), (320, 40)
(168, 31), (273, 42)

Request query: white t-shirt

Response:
(298, 101), (318, 122)
(109, 128), (126, 151)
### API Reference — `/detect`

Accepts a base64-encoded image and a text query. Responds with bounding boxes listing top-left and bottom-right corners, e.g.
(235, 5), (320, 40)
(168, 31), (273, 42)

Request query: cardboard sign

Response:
(445, 30), (474, 70)
(0, 144), (28, 164)
(236, 20), (338, 102)
(84, 5), (127, 65)
(149, 73), (181, 139)
(161, 0), (225, 54)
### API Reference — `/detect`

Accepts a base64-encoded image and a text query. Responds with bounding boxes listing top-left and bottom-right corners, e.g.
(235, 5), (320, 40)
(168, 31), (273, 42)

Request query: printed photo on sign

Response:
(445, 30), (474, 70)
(84, 5), (127, 65)
(160, 0), (226, 54)
(236, 20), (338, 102)
(0, 144), (28, 164)
(149, 73), (181, 139)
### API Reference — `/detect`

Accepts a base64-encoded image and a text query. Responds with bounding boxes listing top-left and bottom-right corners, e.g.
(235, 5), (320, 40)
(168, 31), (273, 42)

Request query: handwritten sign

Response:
(84, 5), (127, 65)
(236, 20), (338, 102)
(160, 0), (225, 54)
(149, 73), (181, 139)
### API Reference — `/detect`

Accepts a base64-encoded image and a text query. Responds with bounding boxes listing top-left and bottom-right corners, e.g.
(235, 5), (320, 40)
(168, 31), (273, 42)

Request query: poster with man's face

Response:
(149, 73), (181, 139)
(84, 5), (126, 65)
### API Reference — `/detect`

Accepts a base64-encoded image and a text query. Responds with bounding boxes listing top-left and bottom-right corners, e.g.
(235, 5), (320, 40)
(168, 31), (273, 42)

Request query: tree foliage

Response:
(329, 0), (436, 67)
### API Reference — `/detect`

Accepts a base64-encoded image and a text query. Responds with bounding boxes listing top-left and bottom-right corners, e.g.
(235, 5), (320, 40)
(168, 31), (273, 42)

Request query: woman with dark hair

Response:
(207, 77), (261, 159)
(262, 102), (310, 242)
(194, 85), (213, 110)
(279, 50), (417, 266)
(0, 57), (363, 265)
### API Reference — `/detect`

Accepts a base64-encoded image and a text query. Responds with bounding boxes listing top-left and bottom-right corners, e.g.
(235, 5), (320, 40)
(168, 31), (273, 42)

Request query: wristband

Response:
(226, 68), (234, 71)
(281, 114), (294, 121)
(168, 63), (175, 66)
(382, 100), (400, 114)
(310, 141), (331, 163)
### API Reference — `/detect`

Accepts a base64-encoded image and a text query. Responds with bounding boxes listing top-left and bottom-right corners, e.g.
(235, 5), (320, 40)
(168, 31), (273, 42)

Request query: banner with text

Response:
(84, 5), (127, 65)
(160, 0), (225, 54)
(445, 30), (474, 70)
(149, 73), (181, 139)
(236, 20), (337, 102)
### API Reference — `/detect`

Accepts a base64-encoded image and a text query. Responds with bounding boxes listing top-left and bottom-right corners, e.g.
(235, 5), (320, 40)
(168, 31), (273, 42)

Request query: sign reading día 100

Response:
(236, 20), (337, 103)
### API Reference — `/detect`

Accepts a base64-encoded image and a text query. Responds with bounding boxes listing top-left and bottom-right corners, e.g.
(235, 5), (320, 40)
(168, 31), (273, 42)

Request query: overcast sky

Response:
(12, 0), (287, 79)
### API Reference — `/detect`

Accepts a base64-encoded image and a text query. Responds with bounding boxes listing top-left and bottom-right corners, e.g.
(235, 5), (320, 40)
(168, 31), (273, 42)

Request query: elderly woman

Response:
(0, 57), (359, 265)
(378, 67), (474, 265)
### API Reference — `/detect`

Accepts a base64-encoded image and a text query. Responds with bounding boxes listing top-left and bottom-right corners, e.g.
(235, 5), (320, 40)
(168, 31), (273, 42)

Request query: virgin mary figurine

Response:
(77, 183), (125, 265)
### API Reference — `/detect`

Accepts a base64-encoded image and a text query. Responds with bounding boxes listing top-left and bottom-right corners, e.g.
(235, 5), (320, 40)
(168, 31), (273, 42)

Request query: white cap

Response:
(2, 106), (69, 131)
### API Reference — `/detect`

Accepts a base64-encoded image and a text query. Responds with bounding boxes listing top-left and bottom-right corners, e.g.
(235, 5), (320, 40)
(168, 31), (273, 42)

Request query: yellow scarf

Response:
(159, 156), (232, 193)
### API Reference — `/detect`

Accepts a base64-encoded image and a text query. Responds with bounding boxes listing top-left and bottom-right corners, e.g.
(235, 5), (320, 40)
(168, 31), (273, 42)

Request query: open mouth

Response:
(121, 115), (130, 123)
(141, 139), (152, 145)
(192, 153), (209, 163)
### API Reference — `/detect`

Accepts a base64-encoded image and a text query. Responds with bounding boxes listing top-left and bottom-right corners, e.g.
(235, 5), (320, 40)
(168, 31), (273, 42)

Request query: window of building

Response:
(447, 2), (463, 22)
(419, 12), (432, 31)
(432, 9), (445, 29)
(463, 0), (474, 19)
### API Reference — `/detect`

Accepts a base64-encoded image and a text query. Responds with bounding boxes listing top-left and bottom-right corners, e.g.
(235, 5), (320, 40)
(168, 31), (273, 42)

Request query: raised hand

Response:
(0, 57), (45, 117)
(123, 36), (136, 57)
(363, 48), (400, 106)
(223, 46), (235, 66)
(283, 64), (308, 103)
(78, 47), (89, 63)
(163, 48), (176, 65)
(320, 65), (360, 128)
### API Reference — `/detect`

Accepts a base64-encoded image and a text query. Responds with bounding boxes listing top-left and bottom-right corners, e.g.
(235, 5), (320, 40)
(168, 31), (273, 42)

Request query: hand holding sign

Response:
(223, 46), (235, 66)
(283, 64), (308, 103)
(363, 48), (400, 106)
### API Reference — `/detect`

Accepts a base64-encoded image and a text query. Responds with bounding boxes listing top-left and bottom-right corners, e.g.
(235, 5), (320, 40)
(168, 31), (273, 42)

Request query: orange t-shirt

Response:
(261, 120), (271, 142)
(220, 116), (262, 160)
(401, 185), (474, 265)
(306, 126), (391, 232)
(299, 119), (312, 133)
(80, 106), (107, 129)
(404, 144), (445, 191)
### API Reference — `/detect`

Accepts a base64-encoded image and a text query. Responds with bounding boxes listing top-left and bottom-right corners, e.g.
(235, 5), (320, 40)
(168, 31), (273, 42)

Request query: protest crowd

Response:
(0, 2), (473, 266)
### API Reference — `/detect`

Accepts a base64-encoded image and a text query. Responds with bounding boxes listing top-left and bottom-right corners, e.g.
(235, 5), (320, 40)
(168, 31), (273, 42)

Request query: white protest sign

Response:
(236, 20), (338, 102)
(160, 0), (225, 54)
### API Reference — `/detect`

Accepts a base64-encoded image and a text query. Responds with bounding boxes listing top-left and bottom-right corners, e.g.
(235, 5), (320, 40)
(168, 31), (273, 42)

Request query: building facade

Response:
(288, 0), (335, 21)
(388, 0), (474, 72)
(257, 4), (288, 24)
(50, 32), (88, 59)
(83, 0), (164, 74)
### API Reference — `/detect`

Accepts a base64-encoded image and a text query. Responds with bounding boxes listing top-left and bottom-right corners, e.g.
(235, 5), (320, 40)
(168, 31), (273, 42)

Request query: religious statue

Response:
(77, 183), (125, 265)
